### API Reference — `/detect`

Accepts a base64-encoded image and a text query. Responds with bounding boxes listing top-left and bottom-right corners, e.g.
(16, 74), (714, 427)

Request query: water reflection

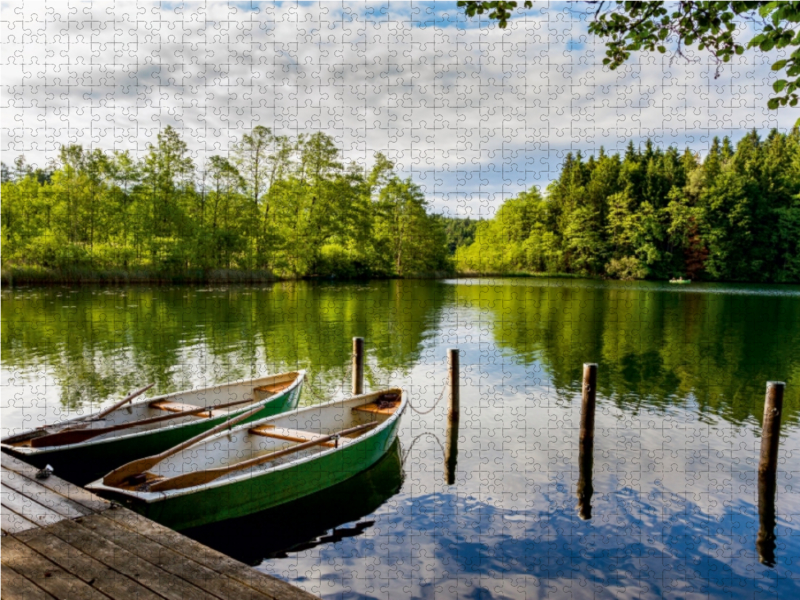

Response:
(757, 469), (777, 567)
(3, 279), (800, 599)
(183, 439), (404, 566)
(576, 438), (593, 520)
(444, 419), (458, 485)
(2, 280), (799, 427)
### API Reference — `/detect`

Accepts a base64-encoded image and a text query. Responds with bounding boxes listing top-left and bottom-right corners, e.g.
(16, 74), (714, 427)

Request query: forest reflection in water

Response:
(3, 278), (800, 598)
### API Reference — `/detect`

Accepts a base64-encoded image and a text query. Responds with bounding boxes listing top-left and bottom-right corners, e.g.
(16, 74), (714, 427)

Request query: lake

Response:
(3, 278), (800, 599)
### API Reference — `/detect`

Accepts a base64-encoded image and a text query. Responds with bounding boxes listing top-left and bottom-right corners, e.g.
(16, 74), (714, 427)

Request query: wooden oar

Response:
(92, 383), (156, 421)
(31, 396), (258, 448)
(102, 400), (274, 487)
(147, 421), (380, 492)
(25, 383), (157, 437)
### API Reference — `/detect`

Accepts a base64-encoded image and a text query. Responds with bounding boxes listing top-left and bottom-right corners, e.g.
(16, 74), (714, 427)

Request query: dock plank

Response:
(102, 507), (318, 600)
(45, 518), (216, 600)
(1, 485), (66, 527)
(2, 502), (40, 534)
(2, 467), (92, 519)
(1, 452), (110, 512)
(79, 512), (270, 600)
(1, 451), (317, 599)
(16, 525), (165, 600)
(0, 566), (56, 600)
(1, 535), (110, 600)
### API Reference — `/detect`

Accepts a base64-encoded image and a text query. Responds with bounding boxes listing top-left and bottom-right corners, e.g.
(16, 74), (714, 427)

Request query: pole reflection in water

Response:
(445, 418), (458, 485)
(183, 439), (405, 566)
(757, 469), (777, 567)
(576, 438), (594, 520)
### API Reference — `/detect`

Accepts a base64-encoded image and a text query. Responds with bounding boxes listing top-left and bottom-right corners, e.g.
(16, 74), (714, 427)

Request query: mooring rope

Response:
(400, 430), (446, 467)
(406, 381), (449, 415)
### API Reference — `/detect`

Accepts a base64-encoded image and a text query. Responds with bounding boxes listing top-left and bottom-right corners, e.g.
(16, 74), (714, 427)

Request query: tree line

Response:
(457, 129), (800, 282)
(4, 127), (799, 283)
(1, 126), (450, 280)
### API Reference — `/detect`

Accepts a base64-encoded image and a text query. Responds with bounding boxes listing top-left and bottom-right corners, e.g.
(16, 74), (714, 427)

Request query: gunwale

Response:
(88, 388), (406, 504)
(1, 370), (306, 455)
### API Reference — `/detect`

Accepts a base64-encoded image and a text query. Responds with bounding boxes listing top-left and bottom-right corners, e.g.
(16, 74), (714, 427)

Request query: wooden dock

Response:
(1, 452), (317, 600)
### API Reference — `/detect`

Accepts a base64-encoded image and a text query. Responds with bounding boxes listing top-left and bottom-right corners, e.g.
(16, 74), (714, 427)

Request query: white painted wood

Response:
(2, 467), (91, 519)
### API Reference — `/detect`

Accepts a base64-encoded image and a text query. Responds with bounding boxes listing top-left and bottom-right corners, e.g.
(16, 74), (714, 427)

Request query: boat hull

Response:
(109, 410), (403, 530)
(1, 382), (302, 486)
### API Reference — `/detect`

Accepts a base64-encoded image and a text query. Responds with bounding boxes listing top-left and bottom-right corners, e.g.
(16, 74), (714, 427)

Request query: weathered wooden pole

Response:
(352, 337), (365, 395)
(448, 349), (460, 424)
(758, 381), (784, 477)
(445, 348), (460, 484)
(580, 363), (597, 444)
(756, 381), (784, 567)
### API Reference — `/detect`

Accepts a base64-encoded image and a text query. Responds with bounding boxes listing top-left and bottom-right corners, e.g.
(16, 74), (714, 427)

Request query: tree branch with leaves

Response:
(458, 1), (800, 113)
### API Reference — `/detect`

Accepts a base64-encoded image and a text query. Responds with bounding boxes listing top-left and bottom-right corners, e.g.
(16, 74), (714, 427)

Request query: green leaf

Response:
(774, 79), (788, 92)
(767, 98), (780, 109)
(773, 60), (789, 71)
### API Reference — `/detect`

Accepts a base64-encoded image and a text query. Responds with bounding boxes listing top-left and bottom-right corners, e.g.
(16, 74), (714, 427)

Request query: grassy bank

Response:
(0, 266), (458, 287)
(1, 266), (279, 286)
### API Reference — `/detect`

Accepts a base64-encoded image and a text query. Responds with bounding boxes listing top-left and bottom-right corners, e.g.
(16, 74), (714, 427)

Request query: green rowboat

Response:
(87, 388), (406, 530)
(1, 371), (305, 485)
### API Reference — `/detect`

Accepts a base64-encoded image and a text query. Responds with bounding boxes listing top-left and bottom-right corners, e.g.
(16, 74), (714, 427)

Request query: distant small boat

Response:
(87, 388), (406, 530)
(1, 371), (305, 485)
(669, 278), (691, 284)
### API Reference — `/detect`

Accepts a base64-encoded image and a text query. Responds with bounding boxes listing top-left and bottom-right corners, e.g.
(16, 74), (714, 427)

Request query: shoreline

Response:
(3, 266), (798, 287)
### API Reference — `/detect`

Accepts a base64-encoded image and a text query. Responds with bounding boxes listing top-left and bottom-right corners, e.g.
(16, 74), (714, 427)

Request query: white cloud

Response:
(1, 0), (793, 217)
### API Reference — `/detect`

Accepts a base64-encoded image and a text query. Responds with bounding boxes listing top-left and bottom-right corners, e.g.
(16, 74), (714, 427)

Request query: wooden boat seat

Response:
(149, 401), (228, 419)
(352, 402), (397, 416)
(249, 425), (351, 448)
(253, 381), (291, 400)
(254, 383), (289, 394)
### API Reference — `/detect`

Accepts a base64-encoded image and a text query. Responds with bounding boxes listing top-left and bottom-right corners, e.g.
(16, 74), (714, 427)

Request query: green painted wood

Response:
(4, 384), (301, 486)
(112, 416), (401, 530)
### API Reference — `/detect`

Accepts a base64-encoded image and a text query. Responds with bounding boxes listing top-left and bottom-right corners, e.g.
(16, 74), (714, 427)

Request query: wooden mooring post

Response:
(758, 381), (784, 476)
(448, 348), (460, 424)
(445, 348), (460, 484)
(580, 363), (597, 443)
(352, 337), (365, 395)
(756, 381), (784, 567)
(577, 363), (597, 519)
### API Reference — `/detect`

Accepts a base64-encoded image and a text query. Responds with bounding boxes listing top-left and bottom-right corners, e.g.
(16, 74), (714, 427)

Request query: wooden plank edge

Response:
(100, 506), (319, 599)
(14, 526), (166, 600)
(74, 513), (270, 600)
(1, 535), (110, 600)
(2, 504), (42, 535)
(40, 517), (218, 600)
(1, 564), (58, 600)
(1, 452), (110, 512)
(2, 468), (93, 519)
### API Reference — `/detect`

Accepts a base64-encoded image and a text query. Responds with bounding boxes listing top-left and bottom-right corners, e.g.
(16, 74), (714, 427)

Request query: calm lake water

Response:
(3, 278), (800, 599)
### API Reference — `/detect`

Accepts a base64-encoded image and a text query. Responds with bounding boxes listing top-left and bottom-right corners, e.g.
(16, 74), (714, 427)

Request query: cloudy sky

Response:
(2, 1), (795, 216)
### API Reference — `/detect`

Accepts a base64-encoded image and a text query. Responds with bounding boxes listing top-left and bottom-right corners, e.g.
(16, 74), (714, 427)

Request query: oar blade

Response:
(149, 470), (218, 492)
(103, 456), (161, 487)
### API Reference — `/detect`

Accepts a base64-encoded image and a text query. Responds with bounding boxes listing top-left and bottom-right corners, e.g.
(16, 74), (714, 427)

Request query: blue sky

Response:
(2, 0), (794, 217)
